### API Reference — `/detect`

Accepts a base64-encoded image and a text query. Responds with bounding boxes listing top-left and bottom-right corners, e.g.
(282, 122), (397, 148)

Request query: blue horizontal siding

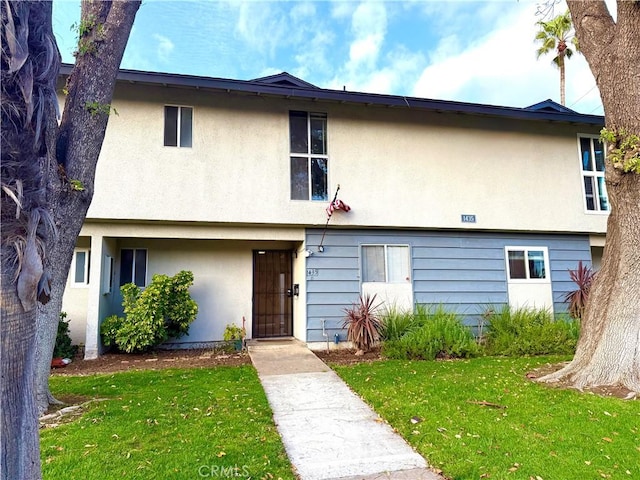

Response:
(304, 228), (592, 341)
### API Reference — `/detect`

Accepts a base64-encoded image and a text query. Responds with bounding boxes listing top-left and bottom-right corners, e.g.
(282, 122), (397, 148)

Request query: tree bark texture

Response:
(541, 1), (640, 391)
(34, 0), (141, 415)
(2, 1), (60, 478)
(1, 273), (40, 480)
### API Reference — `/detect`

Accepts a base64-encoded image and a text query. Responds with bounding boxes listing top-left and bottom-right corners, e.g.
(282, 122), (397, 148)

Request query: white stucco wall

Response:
(74, 83), (607, 235)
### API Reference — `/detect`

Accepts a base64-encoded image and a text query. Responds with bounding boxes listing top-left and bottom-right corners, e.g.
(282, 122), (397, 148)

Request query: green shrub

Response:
(102, 270), (198, 353)
(223, 323), (244, 341)
(382, 305), (479, 360)
(100, 315), (124, 350)
(484, 305), (579, 356)
(53, 312), (78, 359)
(379, 305), (417, 341)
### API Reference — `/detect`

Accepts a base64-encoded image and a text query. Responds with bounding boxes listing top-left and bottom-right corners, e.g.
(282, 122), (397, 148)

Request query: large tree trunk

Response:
(1, 272), (41, 479)
(540, 1), (640, 392)
(33, 0), (140, 415)
(1, 2), (60, 477)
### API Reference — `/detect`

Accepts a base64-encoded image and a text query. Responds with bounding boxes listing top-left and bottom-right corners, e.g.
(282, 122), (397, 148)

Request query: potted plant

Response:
(223, 323), (245, 351)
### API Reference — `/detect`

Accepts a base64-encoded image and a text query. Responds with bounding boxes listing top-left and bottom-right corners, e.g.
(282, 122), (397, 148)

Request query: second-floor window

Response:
(579, 135), (608, 212)
(290, 111), (328, 201)
(164, 106), (192, 148)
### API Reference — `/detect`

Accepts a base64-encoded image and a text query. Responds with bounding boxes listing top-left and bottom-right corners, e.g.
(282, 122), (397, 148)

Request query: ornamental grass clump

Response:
(382, 305), (479, 360)
(484, 305), (579, 356)
(342, 294), (384, 354)
(564, 260), (595, 319)
(379, 305), (416, 341)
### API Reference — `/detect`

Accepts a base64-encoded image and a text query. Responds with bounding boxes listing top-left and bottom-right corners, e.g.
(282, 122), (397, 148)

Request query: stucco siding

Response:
(74, 83), (608, 235)
(305, 229), (592, 341)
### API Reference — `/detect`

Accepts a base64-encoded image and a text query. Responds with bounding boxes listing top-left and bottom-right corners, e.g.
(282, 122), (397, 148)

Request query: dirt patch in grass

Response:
(51, 348), (250, 376)
(314, 347), (383, 365)
(526, 361), (636, 400)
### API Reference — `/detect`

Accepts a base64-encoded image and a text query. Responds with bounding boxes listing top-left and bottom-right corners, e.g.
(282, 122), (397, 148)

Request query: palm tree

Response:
(535, 10), (579, 106)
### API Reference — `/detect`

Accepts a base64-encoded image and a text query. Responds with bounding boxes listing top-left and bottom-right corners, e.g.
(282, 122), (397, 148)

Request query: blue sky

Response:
(52, 0), (607, 114)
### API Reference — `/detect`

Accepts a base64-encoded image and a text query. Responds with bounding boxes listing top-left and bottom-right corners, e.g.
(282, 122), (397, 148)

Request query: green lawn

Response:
(333, 356), (640, 480)
(42, 366), (295, 480)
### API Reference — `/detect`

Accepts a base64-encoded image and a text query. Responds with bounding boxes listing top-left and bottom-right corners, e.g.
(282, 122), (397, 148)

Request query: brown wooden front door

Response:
(252, 250), (293, 338)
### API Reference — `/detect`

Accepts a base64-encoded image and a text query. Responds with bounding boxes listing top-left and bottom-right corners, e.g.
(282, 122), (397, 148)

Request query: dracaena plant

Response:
(342, 294), (384, 354)
(564, 260), (596, 319)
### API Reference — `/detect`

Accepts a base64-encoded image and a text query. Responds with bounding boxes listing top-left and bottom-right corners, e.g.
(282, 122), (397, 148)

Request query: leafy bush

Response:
(379, 305), (416, 341)
(101, 270), (198, 353)
(223, 323), (244, 341)
(342, 294), (384, 353)
(484, 305), (579, 356)
(53, 312), (78, 359)
(100, 315), (124, 350)
(382, 305), (479, 360)
(564, 260), (595, 319)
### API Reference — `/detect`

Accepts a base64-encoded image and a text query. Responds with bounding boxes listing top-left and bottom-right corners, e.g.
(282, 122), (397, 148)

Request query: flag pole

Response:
(318, 184), (340, 252)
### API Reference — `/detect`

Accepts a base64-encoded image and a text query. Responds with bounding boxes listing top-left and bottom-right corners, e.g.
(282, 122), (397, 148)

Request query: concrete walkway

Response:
(247, 339), (443, 480)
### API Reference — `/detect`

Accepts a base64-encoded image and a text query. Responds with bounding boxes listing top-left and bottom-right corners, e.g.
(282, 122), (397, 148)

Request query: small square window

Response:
(164, 106), (193, 147)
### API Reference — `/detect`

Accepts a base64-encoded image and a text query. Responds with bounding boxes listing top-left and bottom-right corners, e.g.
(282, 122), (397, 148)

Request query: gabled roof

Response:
(251, 72), (319, 89)
(58, 64), (604, 126)
(526, 99), (579, 114)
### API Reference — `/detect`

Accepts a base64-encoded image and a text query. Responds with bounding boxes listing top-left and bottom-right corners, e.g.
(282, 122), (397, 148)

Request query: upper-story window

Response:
(579, 135), (608, 212)
(164, 106), (192, 147)
(290, 111), (328, 201)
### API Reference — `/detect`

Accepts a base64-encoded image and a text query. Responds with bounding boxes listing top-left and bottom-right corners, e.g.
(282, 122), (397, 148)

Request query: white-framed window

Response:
(290, 111), (328, 201)
(71, 249), (90, 287)
(120, 248), (147, 287)
(505, 247), (550, 282)
(361, 245), (410, 283)
(164, 105), (193, 147)
(579, 135), (608, 212)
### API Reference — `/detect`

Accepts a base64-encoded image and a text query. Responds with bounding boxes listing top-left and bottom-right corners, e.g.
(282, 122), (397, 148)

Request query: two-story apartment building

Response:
(59, 65), (607, 358)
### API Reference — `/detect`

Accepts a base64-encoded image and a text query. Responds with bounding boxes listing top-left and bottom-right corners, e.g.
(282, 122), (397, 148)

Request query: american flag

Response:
(326, 199), (351, 217)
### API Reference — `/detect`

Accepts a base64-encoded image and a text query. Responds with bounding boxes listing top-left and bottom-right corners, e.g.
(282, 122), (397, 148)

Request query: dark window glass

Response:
(594, 139), (605, 172)
(290, 157), (309, 200)
(583, 176), (595, 210)
(289, 111), (308, 153)
(508, 250), (526, 279)
(164, 106), (178, 146)
(310, 114), (327, 154)
(120, 249), (134, 285)
(134, 250), (147, 287)
(528, 250), (546, 279)
(580, 137), (592, 171)
(180, 107), (193, 147)
(597, 177), (608, 211)
(74, 251), (86, 283)
(311, 158), (328, 200)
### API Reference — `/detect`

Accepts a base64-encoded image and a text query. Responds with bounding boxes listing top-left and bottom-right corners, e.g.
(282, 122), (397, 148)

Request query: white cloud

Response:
(152, 33), (174, 63)
(411, 2), (602, 113)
